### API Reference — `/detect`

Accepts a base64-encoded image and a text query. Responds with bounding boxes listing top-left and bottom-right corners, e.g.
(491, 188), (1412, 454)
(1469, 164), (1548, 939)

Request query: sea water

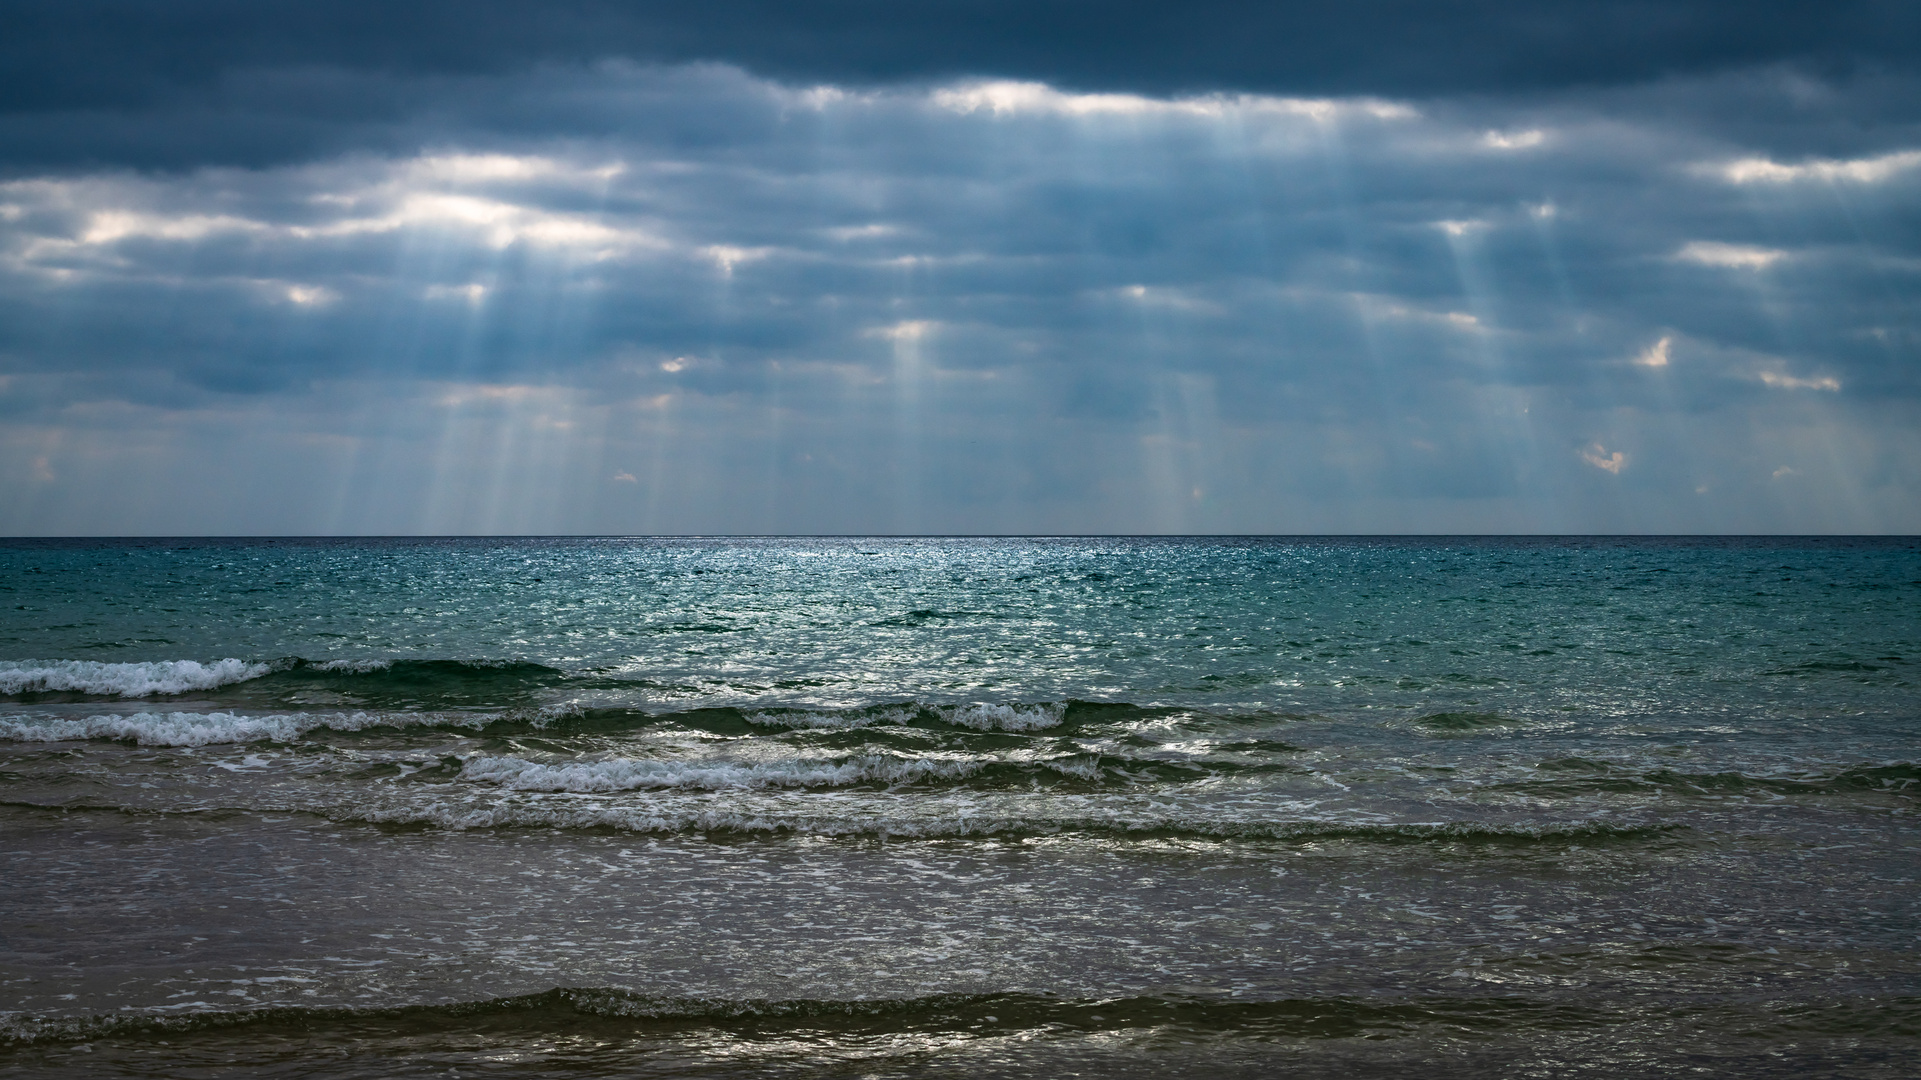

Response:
(0, 536), (1915, 1077)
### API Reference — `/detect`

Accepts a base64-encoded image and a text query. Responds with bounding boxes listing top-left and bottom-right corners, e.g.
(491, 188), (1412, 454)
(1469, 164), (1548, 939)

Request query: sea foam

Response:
(934, 702), (1066, 731)
(0, 709), (490, 746)
(0, 659), (270, 698)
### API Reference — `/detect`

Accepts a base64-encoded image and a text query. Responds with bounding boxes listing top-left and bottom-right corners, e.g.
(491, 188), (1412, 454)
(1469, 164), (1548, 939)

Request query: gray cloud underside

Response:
(3, 0), (1918, 172)
(8, 1), (1915, 102)
(1, 60), (1917, 534)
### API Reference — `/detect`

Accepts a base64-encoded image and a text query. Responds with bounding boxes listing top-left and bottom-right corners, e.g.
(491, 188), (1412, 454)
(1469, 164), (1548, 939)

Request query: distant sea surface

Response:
(1, 536), (1916, 1077)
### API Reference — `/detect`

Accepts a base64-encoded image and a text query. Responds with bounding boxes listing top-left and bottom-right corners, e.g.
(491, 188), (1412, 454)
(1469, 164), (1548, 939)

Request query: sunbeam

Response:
(0, 58), (1913, 534)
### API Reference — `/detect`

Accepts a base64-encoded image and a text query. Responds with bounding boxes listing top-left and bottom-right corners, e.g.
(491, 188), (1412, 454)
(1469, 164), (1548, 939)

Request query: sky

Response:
(1, 1), (1918, 534)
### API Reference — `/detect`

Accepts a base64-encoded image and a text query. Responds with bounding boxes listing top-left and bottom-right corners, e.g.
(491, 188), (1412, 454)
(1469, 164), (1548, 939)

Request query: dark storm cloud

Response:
(2, 0), (1918, 170)
(4, 71), (1915, 411)
(2, 63), (1916, 532)
(0, 3), (1916, 533)
(9, 0), (1919, 102)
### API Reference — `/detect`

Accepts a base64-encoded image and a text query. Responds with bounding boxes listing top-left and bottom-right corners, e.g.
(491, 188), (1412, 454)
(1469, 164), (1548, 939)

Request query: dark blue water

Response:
(2, 537), (1916, 1076)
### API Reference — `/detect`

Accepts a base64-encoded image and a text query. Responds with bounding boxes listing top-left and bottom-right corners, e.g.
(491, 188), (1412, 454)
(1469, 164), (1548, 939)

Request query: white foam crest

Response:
(0, 710), (492, 746)
(0, 711), (317, 745)
(0, 658), (271, 697)
(933, 702), (1066, 731)
(459, 753), (979, 792)
(1040, 754), (1105, 780)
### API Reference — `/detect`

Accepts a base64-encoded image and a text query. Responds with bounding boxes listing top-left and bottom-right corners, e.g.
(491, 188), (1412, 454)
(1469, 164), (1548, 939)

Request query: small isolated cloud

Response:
(1580, 443), (1626, 474)
(1633, 336), (1672, 367)
(1355, 294), (1482, 331)
(1675, 241), (1787, 270)
(1710, 149), (1921, 185)
(1482, 129), (1546, 150)
(865, 319), (939, 343)
(701, 244), (775, 276)
(281, 284), (336, 306)
(822, 223), (900, 242)
(1772, 466), (1800, 479)
(435, 382), (557, 408)
(1115, 284), (1225, 314)
(1758, 371), (1841, 391)
(424, 282), (488, 305)
(612, 471), (638, 483)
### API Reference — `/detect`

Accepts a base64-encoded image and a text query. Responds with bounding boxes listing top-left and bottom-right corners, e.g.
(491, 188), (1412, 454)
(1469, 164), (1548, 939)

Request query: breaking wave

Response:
(0, 698), (1078, 745)
(0, 659), (270, 698)
(0, 657), (572, 705)
(0, 710), (498, 746)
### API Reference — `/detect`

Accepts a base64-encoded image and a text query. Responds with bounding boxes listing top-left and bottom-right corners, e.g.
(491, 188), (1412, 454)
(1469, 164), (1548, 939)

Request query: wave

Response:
(1497, 760), (1921, 798)
(343, 799), (1686, 844)
(18, 985), (1909, 1050)
(1412, 711), (1524, 734)
(0, 797), (1688, 846)
(0, 795), (1698, 845)
(0, 657), (1092, 735)
(0, 659), (270, 698)
(0, 698), (1081, 746)
(265, 657), (568, 692)
(0, 987), (1615, 1045)
(743, 701), (1067, 731)
(458, 752), (988, 792)
(454, 750), (1300, 793)
(0, 710), (502, 747)
(0, 657), (570, 704)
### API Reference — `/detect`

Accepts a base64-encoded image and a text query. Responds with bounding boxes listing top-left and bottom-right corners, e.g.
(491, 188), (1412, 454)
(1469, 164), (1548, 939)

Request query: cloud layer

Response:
(1, 54), (1918, 533)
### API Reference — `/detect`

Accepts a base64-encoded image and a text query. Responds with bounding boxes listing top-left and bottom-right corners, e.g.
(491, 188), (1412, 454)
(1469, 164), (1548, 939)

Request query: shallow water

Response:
(2, 536), (1916, 1076)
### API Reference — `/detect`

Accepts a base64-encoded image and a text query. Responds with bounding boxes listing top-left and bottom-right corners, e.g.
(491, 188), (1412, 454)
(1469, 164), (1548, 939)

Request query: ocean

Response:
(1, 536), (1915, 1077)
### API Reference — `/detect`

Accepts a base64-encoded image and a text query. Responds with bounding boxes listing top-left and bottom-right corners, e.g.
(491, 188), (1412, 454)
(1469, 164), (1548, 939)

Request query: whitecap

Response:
(0, 659), (271, 698)
(932, 702), (1066, 731)
(0, 710), (488, 746)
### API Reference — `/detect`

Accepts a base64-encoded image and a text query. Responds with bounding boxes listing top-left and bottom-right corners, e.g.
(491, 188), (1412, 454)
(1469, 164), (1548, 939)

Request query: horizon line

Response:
(3, 533), (1916, 542)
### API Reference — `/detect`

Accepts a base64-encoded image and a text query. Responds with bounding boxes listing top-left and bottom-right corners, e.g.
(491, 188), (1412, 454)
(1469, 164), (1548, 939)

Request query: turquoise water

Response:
(2, 537), (1917, 1076)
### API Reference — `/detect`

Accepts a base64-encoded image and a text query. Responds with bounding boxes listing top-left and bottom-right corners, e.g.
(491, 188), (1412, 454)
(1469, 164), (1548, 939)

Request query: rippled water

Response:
(2, 536), (1916, 1077)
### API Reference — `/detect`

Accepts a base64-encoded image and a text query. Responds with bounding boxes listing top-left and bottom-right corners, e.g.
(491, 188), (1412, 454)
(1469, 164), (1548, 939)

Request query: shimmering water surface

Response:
(1, 536), (1916, 1077)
